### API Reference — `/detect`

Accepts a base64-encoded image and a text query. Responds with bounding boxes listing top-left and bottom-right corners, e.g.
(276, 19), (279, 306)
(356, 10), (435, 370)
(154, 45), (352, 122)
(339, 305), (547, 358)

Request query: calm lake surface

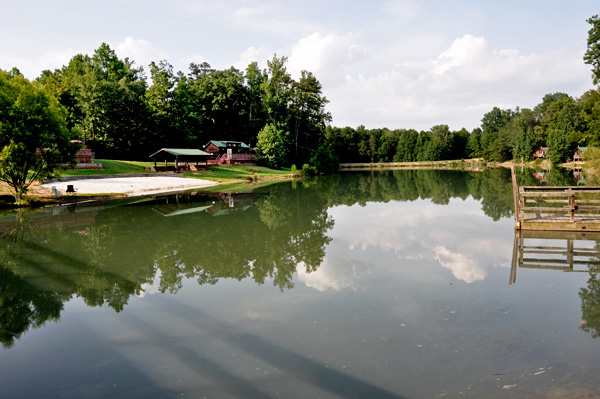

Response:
(1, 169), (600, 398)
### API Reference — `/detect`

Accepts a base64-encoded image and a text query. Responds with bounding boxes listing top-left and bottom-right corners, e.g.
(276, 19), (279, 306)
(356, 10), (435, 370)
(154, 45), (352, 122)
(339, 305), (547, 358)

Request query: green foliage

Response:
(304, 146), (340, 175)
(583, 147), (600, 184)
(290, 70), (331, 164)
(185, 165), (289, 182)
(44, 43), (150, 159)
(256, 123), (290, 169)
(393, 129), (419, 162)
(466, 128), (482, 158)
(580, 259), (600, 338)
(480, 107), (516, 161)
(0, 70), (75, 204)
(55, 159), (151, 176)
(542, 95), (583, 163)
(584, 15), (600, 86)
(579, 89), (600, 146)
(302, 163), (318, 176)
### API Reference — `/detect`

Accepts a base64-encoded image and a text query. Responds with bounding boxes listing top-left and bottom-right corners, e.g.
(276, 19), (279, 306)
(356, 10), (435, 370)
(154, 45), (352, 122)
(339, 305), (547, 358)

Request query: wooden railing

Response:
(511, 166), (600, 231)
(518, 186), (600, 223)
(215, 153), (257, 165)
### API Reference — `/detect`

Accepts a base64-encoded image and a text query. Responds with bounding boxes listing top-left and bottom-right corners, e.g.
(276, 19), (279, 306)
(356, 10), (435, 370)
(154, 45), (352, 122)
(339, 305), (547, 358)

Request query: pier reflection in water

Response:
(510, 230), (600, 284)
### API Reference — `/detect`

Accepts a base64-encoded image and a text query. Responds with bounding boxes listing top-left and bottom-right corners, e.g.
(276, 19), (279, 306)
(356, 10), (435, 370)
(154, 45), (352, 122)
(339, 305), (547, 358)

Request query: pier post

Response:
(511, 166), (521, 229)
(568, 189), (575, 222)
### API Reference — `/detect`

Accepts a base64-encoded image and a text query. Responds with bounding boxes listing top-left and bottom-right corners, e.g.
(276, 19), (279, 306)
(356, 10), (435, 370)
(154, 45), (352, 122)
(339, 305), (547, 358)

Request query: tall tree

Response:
(290, 70), (331, 164)
(55, 44), (149, 159)
(146, 60), (177, 147)
(394, 129), (418, 162)
(545, 96), (583, 163)
(480, 107), (516, 161)
(579, 89), (600, 146)
(187, 66), (249, 144)
(256, 123), (290, 168)
(584, 14), (600, 86)
(465, 128), (482, 158)
(245, 62), (267, 145)
(0, 70), (75, 204)
(262, 55), (293, 127)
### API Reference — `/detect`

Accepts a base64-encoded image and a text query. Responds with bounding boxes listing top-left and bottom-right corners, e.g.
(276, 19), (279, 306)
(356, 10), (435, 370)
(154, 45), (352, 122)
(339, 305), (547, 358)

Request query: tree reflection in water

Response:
(0, 210), (63, 348)
(580, 241), (600, 338)
(0, 168), (578, 347)
(0, 178), (336, 347)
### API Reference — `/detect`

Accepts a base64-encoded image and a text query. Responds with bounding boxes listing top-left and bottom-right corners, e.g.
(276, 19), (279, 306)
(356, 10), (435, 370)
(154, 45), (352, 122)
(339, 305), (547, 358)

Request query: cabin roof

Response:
(204, 140), (250, 149)
(149, 148), (211, 158)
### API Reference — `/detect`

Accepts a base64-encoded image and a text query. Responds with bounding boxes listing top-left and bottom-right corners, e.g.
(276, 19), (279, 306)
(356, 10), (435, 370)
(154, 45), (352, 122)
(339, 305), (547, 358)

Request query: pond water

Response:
(1, 169), (599, 398)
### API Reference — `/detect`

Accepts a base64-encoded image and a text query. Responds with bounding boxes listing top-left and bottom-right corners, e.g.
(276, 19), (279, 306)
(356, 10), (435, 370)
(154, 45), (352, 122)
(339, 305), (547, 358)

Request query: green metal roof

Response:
(149, 148), (211, 158)
(205, 140), (250, 149)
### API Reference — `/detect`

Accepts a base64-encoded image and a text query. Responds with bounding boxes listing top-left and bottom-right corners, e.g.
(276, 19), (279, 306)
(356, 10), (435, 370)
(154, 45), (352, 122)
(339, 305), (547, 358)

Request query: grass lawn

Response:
(55, 160), (154, 176)
(186, 165), (290, 182)
(55, 160), (291, 182)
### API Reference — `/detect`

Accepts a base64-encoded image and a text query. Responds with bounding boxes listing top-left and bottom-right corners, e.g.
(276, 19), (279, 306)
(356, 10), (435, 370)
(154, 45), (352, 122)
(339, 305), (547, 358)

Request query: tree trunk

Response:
(15, 188), (23, 206)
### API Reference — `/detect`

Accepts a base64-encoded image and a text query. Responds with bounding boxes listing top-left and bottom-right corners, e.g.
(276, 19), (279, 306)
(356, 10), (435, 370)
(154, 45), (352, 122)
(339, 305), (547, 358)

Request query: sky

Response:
(0, 0), (598, 131)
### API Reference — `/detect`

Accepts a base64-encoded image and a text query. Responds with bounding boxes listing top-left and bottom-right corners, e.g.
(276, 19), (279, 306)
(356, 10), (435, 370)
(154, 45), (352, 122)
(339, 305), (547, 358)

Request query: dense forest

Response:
(24, 45), (331, 169)
(2, 15), (600, 173)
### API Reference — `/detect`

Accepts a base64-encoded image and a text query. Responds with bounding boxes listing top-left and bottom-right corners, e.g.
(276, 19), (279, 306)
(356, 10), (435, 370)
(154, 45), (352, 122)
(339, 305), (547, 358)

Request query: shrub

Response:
(302, 164), (318, 176)
(307, 146), (339, 175)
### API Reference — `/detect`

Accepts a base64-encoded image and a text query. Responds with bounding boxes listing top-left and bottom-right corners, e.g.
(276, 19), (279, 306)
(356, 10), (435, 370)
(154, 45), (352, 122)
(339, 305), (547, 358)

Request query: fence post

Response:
(568, 189), (575, 223)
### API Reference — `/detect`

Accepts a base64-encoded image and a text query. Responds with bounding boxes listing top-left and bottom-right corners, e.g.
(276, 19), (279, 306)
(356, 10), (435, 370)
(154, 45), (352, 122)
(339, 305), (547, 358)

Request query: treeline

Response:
(29, 43), (600, 169)
(324, 90), (600, 165)
(28, 43), (330, 167)
(6, 12), (600, 172)
(325, 124), (470, 163)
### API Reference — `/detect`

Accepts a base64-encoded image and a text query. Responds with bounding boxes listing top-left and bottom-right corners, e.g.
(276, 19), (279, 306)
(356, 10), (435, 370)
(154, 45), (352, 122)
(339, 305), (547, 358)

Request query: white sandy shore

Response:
(42, 176), (218, 196)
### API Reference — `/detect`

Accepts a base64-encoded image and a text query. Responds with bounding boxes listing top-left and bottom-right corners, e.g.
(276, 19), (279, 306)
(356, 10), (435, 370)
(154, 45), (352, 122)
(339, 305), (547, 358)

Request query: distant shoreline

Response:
(339, 159), (584, 171)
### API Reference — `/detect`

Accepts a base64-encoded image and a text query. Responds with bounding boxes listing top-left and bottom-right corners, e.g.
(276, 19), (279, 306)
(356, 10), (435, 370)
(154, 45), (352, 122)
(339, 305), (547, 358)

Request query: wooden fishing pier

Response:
(512, 166), (600, 232)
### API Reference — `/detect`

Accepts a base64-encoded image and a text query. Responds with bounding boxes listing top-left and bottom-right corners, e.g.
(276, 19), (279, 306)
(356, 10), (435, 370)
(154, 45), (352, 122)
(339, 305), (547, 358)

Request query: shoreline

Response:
(0, 160), (589, 208)
(339, 159), (584, 170)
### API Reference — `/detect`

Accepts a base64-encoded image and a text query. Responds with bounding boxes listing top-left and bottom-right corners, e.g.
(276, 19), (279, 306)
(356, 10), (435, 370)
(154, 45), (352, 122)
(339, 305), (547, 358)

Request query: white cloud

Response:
(233, 46), (273, 71)
(113, 37), (169, 70)
(296, 256), (370, 292)
(288, 32), (366, 84)
(434, 245), (486, 284)
(138, 269), (162, 298)
(433, 34), (487, 75)
(326, 34), (590, 130)
(0, 48), (78, 80)
(327, 198), (512, 284)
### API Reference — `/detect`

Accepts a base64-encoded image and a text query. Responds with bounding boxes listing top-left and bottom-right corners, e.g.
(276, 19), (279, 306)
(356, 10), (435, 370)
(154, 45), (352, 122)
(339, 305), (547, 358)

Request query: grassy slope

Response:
(55, 160), (290, 182)
(185, 165), (290, 182)
(55, 160), (154, 176)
